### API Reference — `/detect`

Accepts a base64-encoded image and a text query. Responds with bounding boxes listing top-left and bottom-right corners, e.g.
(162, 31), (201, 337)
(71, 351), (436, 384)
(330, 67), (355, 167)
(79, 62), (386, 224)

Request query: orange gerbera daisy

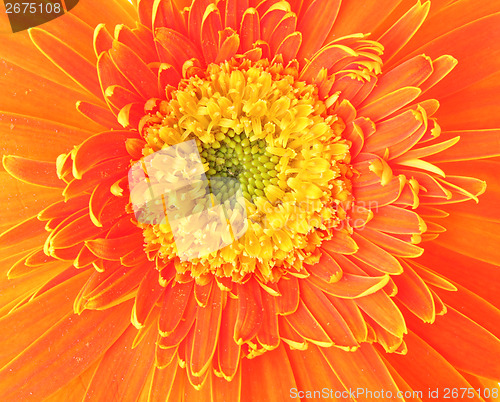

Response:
(1, 0), (500, 400)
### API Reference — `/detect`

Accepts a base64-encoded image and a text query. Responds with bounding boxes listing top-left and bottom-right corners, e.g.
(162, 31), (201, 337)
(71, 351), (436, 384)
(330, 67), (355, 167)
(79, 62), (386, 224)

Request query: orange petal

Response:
(215, 32), (240, 63)
(97, 51), (137, 97)
(83, 325), (156, 401)
(0, 269), (89, 368)
(296, 0), (341, 60)
(327, 0), (401, 40)
(426, 129), (500, 162)
(234, 277), (263, 344)
(157, 292), (197, 348)
(76, 101), (121, 129)
(363, 109), (423, 155)
(0, 112), (91, 162)
(435, 71), (500, 130)
(217, 296), (241, 380)
(395, 135), (460, 162)
(327, 296), (368, 343)
(188, 0), (212, 47)
(435, 283), (500, 338)
(75, 245), (100, 269)
(397, 168), (449, 198)
(3, 156), (63, 189)
(93, 23), (113, 56)
(89, 177), (121, 228)
(378, 1), (430, 63)
(307, 271), (389, 299)
(300, 280), (358, 349)
(201, 4), (223, 63)
(404, 12), (500, 100)
(29, 28), (104, 101)
(275, 275), (299, 315)
(307, 251), (343, 283)
(279, 315), (307, 350)
(256, 290), (280, 350)
(85, 232), (144, 261)
(300, 44), (357, 83)
(0, 61), (102, 131)
(353, 175), (404, 208)
(71, 0), (137, 29)
(115, 24), (158, 64)
(285, 299), (333, 347)
(368, 54), (433, 101)
(260, 6), (287, 42)
(0, 216), (47, 249)
(420, 55), (458, 93)
(343, 117), (372, 158)
(224, 0), (248, 30)
(155, 28), (202, 72)
(368, 205), (424, 234)
(132, 267), (165, 328)
(408, 307), (500, 381)
(83, 264), (144, 310)
(320, 342), (400, 395)
(321, 230), (358, 255)
(385, 331), (477, 393)
(355, 291), (407, 338)
(189, 285), (223, 376)
(158, 280), (194, 336)
(435, 212), (500, 266)
(360, 226), (424, 258)
(137, 0), (154, 28)
(109, 40), (159, 99)
(63, 156), (130, 200)
(288, 343), (348, 398)
(148, 361), (178, 401)
(153, 0), (188, 35)
(241, 343), (297, 400)
(72, 130), (132, 179)
(394, 260), (435, 323)
(358, 87), (421, 122)
(239, 8), (260, 52)
(268, 12), (297, 54)
(0, 302), (132, 401)
(49, 213), (104, 250)
(212, 370), (241, 402)
(275, 32), (302, 64)
(193, 278), (212, 307)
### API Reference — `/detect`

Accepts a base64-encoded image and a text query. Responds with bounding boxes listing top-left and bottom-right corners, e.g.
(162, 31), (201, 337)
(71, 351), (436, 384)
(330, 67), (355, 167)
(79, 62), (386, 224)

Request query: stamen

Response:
(139, 60), (353, 282)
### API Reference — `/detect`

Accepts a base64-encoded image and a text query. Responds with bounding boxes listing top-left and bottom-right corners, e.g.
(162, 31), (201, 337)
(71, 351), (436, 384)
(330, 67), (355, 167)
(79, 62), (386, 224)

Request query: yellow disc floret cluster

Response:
(140, 59), (353, 283)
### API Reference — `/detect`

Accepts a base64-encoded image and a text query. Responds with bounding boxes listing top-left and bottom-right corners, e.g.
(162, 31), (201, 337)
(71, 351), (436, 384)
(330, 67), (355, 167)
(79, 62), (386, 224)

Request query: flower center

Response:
(200, 130), (279, 202)
(138, 60), (353, 283)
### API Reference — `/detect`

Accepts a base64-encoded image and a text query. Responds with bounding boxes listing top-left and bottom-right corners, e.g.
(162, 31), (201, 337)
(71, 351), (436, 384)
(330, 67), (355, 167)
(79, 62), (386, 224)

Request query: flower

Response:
(1, 0), (500, 400)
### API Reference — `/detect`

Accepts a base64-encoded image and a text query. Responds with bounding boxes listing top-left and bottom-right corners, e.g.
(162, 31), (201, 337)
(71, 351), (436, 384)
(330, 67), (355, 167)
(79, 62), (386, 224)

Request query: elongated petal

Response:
(189, 285), (223, 376)
(296, 0), (341, 60)
(0, 302), (132, 400)
(307, 271), (389, 299)
(29, 28), (103, 100)
(234, 278), (263, 344)
(350, 232), (404, 274)
(356, 291), (407, 338)
(83, 325), (156, 401)
(320, 343), (401, 395)
(217, 296), (241, 380)
(378, 1), (430, 63)
(241, 343), (297, 400)
(408, 306), (500, 380)
(3, 156), (63, 189)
